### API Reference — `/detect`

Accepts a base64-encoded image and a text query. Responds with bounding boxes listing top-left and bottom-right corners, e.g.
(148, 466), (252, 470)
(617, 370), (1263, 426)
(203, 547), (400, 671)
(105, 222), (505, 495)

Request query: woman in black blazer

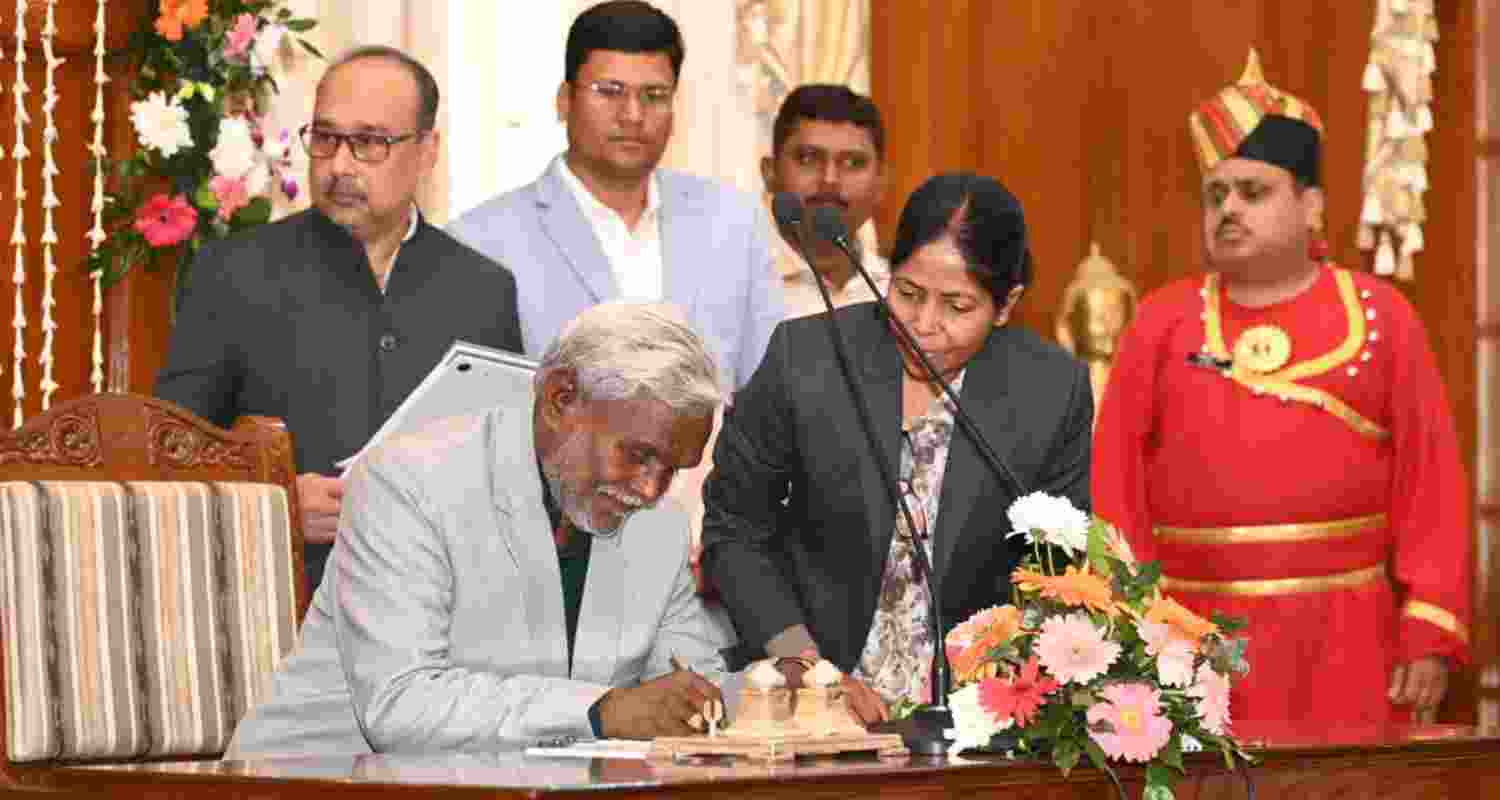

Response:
(702, 173), (1092, 724)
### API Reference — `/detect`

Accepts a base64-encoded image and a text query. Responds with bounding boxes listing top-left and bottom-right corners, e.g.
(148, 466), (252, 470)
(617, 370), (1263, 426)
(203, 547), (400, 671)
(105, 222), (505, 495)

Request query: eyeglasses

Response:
(578, 79), (676, 110)
(299, 124), (426, 164)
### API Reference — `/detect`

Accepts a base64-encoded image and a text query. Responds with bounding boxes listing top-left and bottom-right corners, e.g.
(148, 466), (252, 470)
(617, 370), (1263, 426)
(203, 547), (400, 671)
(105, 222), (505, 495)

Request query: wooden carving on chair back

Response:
(0, 392), (307, 615)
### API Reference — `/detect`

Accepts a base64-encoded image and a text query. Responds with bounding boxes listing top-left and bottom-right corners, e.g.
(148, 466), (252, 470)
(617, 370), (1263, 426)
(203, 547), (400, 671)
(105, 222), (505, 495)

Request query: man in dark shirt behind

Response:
(156, 45), (523, 594)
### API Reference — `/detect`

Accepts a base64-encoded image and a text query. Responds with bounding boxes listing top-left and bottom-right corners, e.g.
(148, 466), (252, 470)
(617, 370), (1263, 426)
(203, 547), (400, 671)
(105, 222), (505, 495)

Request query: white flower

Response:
(1138, 620), (1196, 688)
(211, 117), (279, 195)
(946, 682), (1012, 756)
(130, 92), (193, 157)
(251, 23), (288, 73)
(1179, 733), (1204, 753)
(1005, 492), (1090, 556)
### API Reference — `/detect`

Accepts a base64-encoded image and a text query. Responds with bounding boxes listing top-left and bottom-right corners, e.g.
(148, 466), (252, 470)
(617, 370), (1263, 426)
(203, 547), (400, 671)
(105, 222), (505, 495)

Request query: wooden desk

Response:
(9, 723), (1500, 799)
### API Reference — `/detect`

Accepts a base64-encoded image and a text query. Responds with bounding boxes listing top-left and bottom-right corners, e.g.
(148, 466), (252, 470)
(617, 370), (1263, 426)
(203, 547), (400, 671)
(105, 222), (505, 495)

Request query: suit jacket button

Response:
(379, 333), (399, 352)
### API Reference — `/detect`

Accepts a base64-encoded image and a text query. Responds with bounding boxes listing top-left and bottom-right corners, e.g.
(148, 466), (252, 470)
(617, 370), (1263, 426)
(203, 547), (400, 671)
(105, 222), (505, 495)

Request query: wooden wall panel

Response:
(0, 1), (156, 422)
(873, 0), (1486, 721)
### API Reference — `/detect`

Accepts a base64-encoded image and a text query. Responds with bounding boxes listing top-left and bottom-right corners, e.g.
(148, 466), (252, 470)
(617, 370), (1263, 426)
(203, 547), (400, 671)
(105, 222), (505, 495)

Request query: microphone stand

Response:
(774, 196), (952, 755)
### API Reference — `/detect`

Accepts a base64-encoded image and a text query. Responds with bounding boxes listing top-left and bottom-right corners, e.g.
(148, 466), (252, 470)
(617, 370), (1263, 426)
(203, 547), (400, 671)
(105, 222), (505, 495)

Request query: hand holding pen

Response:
(593, 653), (724, 739)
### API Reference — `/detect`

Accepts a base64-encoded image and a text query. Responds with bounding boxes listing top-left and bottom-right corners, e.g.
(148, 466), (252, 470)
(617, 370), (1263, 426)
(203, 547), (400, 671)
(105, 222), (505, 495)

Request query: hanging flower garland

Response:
(1358, 0), (1438, 282)
(88, 0), (108, 393)
(38, 0), (63, 411)
(11, 0), (31, 427)
(91, 2), (320, 292)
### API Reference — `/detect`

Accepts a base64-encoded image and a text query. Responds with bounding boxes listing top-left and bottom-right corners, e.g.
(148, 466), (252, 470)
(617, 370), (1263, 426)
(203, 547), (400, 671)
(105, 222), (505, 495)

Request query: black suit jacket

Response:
(702, 303), (1092, 671)
(155, 208), (524, 591)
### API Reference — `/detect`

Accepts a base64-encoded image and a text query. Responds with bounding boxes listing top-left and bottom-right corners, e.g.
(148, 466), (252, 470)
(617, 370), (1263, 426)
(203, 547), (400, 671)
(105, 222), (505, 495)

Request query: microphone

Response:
(809, 205), (1029, 501)
(772, 190), (804, 230)
(771, 195), (952, 754)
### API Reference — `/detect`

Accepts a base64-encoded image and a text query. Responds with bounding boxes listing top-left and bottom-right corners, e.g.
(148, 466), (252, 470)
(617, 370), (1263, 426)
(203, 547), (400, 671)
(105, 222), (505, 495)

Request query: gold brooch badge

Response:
(1232, 325), (1292, 374)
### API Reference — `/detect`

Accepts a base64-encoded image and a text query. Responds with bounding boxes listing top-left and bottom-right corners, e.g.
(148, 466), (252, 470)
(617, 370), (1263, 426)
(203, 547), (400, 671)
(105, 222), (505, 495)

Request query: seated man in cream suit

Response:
(227, 303), (730, 757)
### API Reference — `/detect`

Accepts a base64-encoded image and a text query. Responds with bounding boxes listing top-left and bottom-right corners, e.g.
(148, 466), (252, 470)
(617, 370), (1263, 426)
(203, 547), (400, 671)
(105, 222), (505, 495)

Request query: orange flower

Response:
(1145, 595), (1220, 643)
(1013, 564), (1119, 616)
(155, 0), (209, 42)
(946, 605), (1023, 683)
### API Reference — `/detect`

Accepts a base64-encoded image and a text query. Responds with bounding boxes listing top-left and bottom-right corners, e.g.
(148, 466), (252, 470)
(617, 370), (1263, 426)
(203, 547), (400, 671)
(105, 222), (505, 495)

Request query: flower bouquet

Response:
(90, 1), (320, 289)
(942, 493), (1252, 799)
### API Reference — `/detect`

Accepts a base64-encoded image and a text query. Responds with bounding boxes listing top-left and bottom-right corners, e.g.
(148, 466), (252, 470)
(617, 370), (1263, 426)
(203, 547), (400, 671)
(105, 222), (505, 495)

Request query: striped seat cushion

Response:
(0, 481), (297, 763)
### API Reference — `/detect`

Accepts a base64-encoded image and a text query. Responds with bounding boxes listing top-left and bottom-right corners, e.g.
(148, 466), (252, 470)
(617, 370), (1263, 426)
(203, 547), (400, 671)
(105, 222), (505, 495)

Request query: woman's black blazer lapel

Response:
(931, 329), (1021, 591)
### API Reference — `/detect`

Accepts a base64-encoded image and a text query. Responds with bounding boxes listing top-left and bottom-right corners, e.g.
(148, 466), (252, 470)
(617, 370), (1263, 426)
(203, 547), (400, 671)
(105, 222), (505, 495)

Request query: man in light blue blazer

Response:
(447, 1), (782, 392)
(226, 303), (732, 757)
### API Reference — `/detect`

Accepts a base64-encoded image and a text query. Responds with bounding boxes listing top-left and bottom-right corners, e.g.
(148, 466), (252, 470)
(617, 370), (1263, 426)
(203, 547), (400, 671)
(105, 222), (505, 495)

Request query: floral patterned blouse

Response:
(853, 371), (964, 705)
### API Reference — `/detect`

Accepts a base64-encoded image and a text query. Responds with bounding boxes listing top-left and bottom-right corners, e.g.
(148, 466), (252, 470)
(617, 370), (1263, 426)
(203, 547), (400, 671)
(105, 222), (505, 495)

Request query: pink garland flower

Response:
(1086, 683), (1173, 763)
(224, 13), (258, 59)
(1034, 612), (1121, 685)
(134, 193), (198, 247)
(210, 175), (251, 221)
(1188, 662), (1232, 736)
(977, 656), (1059, 727)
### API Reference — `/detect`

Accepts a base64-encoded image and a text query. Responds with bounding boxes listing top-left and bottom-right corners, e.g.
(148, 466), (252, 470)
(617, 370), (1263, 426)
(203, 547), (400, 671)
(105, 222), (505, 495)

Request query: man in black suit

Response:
(157, 46), (523, 594)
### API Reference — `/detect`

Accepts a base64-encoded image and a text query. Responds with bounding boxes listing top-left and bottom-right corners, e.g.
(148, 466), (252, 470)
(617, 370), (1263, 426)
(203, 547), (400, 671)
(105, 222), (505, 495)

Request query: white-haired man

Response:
(227, 302), (730, 757)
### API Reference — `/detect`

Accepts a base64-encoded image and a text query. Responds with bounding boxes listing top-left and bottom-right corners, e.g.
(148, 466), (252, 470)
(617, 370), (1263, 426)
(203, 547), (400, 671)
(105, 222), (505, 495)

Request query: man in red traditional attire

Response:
(1092, 52), (1471, 725)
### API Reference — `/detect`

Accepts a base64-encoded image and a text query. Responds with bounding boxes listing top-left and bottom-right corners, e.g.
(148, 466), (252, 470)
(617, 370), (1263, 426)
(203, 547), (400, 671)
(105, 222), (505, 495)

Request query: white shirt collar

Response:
(556, 156), (662, 231)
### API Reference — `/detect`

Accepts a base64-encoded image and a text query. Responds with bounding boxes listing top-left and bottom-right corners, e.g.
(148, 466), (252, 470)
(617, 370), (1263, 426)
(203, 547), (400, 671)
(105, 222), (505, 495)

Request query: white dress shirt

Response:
(557, 159), (665, 301)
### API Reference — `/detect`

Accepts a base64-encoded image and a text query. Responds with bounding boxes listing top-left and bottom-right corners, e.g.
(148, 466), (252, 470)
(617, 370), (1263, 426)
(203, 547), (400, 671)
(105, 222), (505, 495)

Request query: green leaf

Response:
(298, 38), (325, 60)
(194, 183), (219, 210)
(1160, 735), (1184, 771)
(285, 19), (317, 32)
(1143, 784), (1175, 800)
(1146, 764), (1177, 794)
(236, 197), (273, 226)
(1083, 738), (1109, 772)
(1052, 739), (1081, 776)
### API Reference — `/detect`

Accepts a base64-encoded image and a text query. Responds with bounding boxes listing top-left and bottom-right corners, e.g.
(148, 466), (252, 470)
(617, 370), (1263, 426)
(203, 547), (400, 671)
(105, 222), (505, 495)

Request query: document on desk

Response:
(523, 739), (654, 760)
(337, 341), (537, 473)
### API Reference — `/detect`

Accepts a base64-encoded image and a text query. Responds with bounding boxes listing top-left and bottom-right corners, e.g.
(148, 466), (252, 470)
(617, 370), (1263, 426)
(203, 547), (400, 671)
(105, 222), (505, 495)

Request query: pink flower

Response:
(1034, 612), (1121, 685)
(1188, 662), (1232, 736)
(210, 175), (250, 221)
(133, 193), (198, 247)
(224, 13), (257, 58)
(977, 656), (1059, 727)
(1138, 620), (1196, 688)
(1086, 683), (1173, 763)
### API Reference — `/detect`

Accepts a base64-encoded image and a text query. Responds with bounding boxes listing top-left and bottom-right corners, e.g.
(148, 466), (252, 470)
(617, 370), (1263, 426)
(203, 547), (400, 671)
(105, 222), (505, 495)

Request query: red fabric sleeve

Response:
(1379, 284), (1472, 666)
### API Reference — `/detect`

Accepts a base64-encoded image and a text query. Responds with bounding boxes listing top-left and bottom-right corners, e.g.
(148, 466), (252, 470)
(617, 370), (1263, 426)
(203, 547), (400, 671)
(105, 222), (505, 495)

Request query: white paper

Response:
(523, 739), (653, 760)
(338, 341), (537, 473)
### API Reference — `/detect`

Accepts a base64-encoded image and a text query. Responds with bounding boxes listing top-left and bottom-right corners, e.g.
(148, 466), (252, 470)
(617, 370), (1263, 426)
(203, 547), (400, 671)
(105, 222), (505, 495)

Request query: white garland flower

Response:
(946, 682), (1013, 757)
(210, 117), (272, 194)
(130, 92), (194, 157)
(1005, 492), (1090, 556)
(251, 23), (288, 74)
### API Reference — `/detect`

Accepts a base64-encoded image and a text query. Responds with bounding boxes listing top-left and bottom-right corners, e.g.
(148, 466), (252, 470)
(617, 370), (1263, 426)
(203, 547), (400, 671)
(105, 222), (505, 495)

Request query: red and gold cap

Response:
(1188, 50), (1324, 185)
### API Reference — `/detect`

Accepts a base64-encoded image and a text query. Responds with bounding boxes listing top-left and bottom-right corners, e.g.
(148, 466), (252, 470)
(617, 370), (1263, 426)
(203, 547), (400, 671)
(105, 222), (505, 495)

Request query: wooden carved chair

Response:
(0, 393), (307, 783)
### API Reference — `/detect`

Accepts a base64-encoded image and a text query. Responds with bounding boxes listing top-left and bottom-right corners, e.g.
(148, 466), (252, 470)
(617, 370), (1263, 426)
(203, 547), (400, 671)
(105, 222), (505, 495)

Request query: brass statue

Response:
(1056, 243), (1137, 419)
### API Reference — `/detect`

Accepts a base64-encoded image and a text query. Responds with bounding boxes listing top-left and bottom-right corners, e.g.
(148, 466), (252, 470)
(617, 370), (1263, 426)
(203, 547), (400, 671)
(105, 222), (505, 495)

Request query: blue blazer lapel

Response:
(656, 172), (704, 316)
(931, 332), (1017, 584)
(535, 161), (618, 303)
(492, 404), (571, 677)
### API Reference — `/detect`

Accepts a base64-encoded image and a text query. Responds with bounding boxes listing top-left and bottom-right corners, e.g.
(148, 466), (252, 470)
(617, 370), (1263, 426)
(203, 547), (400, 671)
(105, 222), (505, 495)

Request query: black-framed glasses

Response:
(299, 124), (426, 164)
(578, 79), (676, 110)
